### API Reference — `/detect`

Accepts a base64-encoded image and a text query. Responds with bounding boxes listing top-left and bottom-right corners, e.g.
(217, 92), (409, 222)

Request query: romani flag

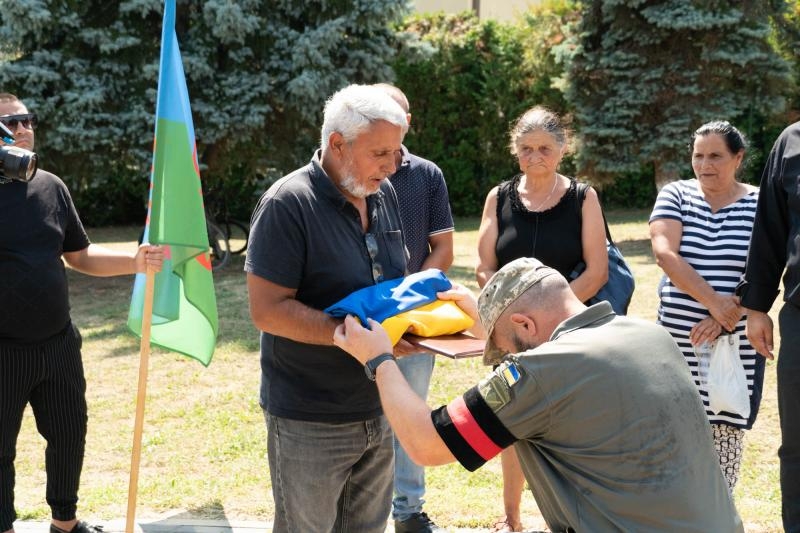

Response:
(127, 0), (218, 366)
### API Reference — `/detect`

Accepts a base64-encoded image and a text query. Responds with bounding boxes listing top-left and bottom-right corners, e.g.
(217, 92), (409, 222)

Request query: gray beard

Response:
(340, 172), (371, 199)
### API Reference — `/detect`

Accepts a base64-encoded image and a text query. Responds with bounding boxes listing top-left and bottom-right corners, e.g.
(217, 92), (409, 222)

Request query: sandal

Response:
(491, 518), (523, 532)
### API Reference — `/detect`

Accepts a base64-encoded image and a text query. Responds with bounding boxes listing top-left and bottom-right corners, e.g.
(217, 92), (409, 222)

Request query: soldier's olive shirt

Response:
(432, 302), (743, 533)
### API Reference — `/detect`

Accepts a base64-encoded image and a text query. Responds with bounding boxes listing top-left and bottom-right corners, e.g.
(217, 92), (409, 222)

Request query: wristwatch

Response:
(364, 352), (396, 381)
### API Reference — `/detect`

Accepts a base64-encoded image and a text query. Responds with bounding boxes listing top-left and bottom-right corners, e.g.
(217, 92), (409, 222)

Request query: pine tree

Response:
(558, 1), (792, 189)
(0, 0), (409, 223)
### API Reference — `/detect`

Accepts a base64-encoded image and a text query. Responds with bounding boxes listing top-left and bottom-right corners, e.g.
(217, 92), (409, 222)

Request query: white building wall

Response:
(412, 0), (539, 20)
(413, 0), (471, 15)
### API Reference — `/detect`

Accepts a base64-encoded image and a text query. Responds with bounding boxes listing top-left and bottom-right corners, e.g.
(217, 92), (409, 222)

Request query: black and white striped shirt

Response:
(650, 179), (765, 428)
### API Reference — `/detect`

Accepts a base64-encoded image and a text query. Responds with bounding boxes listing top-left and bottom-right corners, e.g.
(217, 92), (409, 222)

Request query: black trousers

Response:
(779, 303), (800, 533)
(0, 324), (87, 531)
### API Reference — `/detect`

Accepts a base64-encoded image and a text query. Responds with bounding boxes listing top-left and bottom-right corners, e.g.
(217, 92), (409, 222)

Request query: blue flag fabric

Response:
(324, 269), (452, 325)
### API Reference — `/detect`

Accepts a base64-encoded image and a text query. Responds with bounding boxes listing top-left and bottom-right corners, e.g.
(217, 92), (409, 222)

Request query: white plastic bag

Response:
(707, 334), (750, 418)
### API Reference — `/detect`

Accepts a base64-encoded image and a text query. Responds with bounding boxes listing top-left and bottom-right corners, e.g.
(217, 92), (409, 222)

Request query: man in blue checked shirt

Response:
(375, 84), (454, 533)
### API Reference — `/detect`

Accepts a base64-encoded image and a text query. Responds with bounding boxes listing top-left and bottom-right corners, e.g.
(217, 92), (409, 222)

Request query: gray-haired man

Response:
(246, 84), (409, 532)
(333, 257), (744, 532)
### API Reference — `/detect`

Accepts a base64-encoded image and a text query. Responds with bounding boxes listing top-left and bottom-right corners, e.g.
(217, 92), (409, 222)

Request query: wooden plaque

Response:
(403, 332), (485, 359)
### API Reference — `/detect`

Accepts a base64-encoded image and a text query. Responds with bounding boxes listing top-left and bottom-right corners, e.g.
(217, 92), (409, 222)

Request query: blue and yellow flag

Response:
(324, 269), (473, 345)
(127, 0), (218, 366)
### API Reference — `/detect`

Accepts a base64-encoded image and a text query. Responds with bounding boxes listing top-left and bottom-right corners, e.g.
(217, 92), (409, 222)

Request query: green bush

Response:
(598, 169), (658, 210)
(393, 5), (573, 216)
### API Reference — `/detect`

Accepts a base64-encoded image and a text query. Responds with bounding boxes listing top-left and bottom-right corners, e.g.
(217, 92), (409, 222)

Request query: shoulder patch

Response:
(502, 362), (521, 386)
(478, 360), (522, 411)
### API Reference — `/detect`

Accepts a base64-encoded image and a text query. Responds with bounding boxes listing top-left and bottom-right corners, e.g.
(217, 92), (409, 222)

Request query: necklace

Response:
(529, 176), (558, 212)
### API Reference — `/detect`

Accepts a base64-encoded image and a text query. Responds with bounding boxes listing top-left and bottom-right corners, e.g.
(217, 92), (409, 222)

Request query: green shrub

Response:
(393, 4), (573, 216)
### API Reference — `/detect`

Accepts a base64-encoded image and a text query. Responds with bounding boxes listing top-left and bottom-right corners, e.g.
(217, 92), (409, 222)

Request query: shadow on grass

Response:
(139, 500), (239, 532)
(68, 253), (259, 358)
(605, 208), (651, 224)
(450, 239), (651, 278)
(617, 238), (652, 258)
(80, 323), (132, 343)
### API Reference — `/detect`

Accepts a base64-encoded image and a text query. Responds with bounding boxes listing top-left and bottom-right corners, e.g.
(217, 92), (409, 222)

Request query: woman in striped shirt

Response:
(649, 121), (765, 492)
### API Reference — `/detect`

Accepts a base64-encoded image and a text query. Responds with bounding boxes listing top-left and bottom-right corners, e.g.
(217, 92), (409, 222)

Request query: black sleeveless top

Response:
(495, 175), (584, 278)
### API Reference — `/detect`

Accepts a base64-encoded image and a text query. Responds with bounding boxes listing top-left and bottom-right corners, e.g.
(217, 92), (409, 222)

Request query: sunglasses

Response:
(0, 113), (38, 130)
(364, 232), (384, 283)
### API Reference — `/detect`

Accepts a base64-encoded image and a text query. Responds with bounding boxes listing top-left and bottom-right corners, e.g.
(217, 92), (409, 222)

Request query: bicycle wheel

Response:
(224, 219), (250, 255)
(207, 219), (231, 270)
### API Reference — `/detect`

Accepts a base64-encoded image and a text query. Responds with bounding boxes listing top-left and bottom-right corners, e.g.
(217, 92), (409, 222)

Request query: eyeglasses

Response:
(0, 113), (38, 131)
(364, 233), (384, 283)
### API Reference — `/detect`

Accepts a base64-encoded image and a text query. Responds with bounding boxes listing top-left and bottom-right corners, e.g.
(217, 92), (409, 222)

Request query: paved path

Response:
(15, 519), (268, 532)
(15, 518), (550, 532)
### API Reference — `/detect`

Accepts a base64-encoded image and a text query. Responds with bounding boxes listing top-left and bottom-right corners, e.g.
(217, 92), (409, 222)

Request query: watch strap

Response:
(365, 352), (396, 381)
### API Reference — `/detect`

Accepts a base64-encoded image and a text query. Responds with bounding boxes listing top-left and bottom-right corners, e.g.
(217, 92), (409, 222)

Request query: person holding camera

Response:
(0, 93), (164, 533)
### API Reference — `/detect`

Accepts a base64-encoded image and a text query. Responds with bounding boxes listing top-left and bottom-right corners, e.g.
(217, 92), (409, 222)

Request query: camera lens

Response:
(0, 145), (37, 182)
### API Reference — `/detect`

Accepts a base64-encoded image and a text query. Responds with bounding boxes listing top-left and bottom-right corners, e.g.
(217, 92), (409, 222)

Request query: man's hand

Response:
(135, 244), (165, 273)
(746, 310), (775, 360)
(437, 283), (478, 318)
(333, 315), (394, 365)
(436, 283), (486, 338)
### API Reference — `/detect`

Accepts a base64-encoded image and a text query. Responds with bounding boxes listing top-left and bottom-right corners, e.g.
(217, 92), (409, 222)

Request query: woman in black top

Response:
(475, 106), (607, 532)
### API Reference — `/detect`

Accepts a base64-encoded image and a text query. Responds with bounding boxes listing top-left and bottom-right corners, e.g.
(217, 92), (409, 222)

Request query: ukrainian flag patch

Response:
(478, 360), (523, 411)
(501, 361), (521, 387)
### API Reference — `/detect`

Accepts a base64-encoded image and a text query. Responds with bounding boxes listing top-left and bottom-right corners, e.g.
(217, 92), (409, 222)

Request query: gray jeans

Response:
(265, 411), (394, 533)
(392, 353), (435, 520)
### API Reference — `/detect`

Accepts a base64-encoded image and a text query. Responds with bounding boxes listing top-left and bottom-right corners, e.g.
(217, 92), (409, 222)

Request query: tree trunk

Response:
(653, 161), (679, 191)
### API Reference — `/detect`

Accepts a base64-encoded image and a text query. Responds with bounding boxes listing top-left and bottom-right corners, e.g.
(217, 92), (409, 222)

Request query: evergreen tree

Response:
(0, 0), (409, 224)
(558, 1), (792, 189)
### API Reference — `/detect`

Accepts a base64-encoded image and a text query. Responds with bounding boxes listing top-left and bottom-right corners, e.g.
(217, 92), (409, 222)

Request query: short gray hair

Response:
(508, 106), (569, 156)
(321, 84), (408, 151)
(373, 83), (410, 113)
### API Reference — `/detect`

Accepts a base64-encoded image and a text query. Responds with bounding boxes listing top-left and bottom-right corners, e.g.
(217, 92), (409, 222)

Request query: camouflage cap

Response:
(478, 257), (560, 366)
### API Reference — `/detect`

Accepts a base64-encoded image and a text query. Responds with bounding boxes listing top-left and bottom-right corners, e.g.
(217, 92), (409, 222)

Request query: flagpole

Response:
(126, 269), (156, 533)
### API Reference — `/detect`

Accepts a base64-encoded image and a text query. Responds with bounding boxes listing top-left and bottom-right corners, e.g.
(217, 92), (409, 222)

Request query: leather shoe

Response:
(395, 512), (446, 533)
(50, 521), (104, 533)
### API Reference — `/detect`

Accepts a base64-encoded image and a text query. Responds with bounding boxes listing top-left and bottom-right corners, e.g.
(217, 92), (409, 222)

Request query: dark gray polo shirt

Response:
(245, 151), (407, 423)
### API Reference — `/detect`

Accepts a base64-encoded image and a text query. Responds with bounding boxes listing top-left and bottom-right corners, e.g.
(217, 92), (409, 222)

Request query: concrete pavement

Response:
(14, 518), (550, 533)
(14, 519), (269, 533)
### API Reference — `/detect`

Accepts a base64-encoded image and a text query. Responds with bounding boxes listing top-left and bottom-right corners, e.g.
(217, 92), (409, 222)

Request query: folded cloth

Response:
(324, 268), (452, 324)
(382, 300), (474, 345)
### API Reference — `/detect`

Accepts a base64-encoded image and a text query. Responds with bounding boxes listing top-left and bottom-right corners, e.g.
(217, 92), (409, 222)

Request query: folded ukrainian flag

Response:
(324, 269), (474, 345)
(380, 299), (474, 344)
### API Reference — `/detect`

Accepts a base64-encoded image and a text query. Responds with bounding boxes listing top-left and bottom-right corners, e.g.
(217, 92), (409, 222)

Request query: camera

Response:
(0, 145), (38, 183)
(0, 121), (37, 184)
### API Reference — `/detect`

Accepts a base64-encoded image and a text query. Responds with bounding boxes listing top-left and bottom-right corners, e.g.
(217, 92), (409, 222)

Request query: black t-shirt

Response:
(495, 175), (583, 278)
(0, 170), (90, 343)
(245, 152), (408, 423)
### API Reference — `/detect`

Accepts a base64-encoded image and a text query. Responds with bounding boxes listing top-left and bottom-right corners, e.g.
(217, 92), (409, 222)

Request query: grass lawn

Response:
(13, 211), (781, 531)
